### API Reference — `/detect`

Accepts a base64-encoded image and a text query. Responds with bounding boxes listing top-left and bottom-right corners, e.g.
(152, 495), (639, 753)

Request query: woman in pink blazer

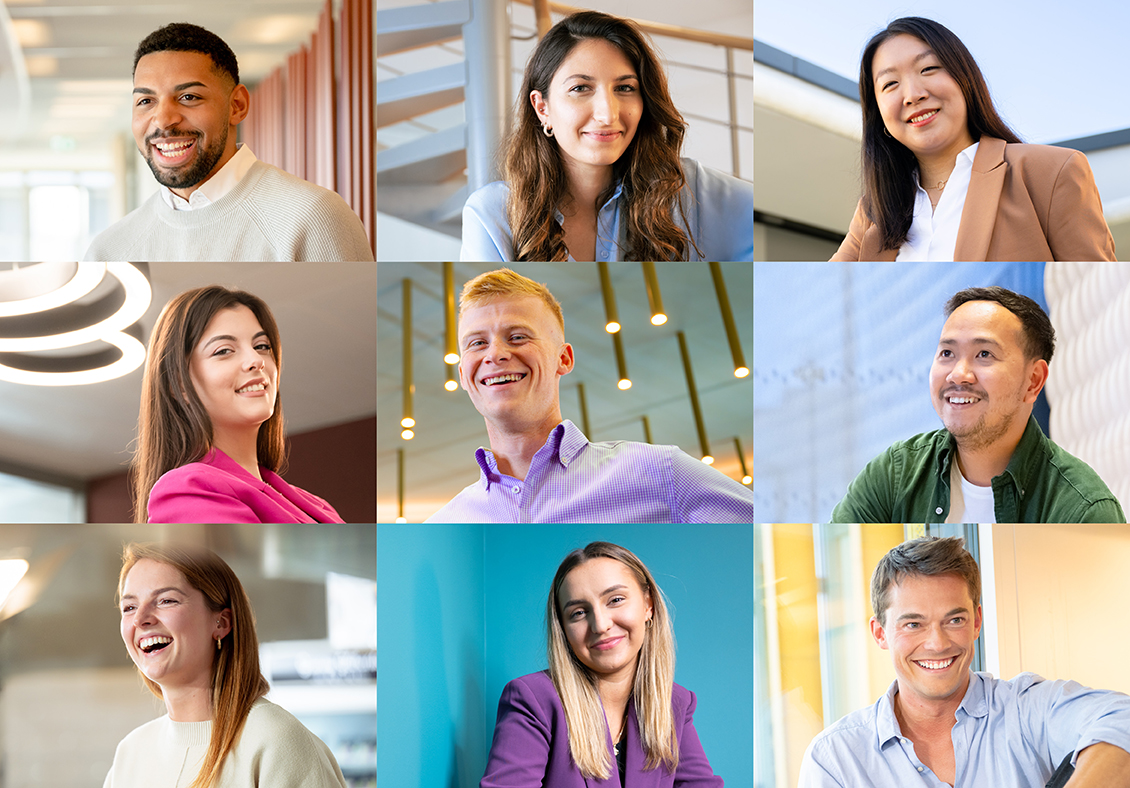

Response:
(133, 286), (343, 524)
(832, 17), (1115, 262)
(481, 542), (723, 787)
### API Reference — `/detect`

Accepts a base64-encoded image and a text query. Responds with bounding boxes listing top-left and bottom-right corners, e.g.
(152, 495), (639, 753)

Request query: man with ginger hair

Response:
(799, 536), (1130, 787)
(425, 267), (752, 523)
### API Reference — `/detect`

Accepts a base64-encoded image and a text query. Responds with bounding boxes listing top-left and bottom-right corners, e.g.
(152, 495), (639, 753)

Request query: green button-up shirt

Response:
(831, 415), (1125, 523)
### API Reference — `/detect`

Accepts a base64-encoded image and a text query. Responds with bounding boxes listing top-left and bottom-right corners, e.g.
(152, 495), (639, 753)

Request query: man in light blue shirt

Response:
(800, 537), (1130, 787)
(425, 267), (753, 523)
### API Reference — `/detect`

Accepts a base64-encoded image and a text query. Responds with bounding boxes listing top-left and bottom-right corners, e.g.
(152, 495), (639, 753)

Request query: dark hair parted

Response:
(859, 17), (1021, 251)
(118, 542), (269, 788)
(945, 286), (1055, 363)
(134, 23), (240, 85)
(871, 537), (981, 627)
(503, 11), (700, 261)
(131, 286), (285, 523)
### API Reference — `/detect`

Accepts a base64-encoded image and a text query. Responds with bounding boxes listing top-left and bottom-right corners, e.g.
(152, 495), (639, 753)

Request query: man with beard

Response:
(831, 286), (1123, 523)
(84, 23), (372, 261)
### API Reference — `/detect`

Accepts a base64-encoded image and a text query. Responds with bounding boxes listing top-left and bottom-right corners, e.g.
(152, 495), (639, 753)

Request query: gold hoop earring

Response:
(645, 617), (653, 628)
(216, 637), (222, 651)
(542, 124), (554, 138)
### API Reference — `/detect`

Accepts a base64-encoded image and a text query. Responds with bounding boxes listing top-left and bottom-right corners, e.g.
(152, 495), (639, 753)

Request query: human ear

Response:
(229, 84), (250, 127)
(215, 608), (233, 640)
(530, 90), (549, 124)
(557, 343), (574, 376)
(869, 616), (890, 650)
(1024, 358), (1049, 403)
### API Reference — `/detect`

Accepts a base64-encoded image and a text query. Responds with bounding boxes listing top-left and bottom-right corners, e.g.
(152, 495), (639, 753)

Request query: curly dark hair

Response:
(133, 23), (240, 85)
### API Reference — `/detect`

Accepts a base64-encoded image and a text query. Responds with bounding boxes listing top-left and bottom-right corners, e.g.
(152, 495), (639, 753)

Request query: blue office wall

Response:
(377, 524), (488, 788)
(482, 524), (754, 787)
(753, 261), (1047, 522)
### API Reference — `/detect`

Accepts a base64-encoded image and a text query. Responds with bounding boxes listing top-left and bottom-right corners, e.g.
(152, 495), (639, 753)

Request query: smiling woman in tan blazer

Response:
(832, 17), (1116, 263)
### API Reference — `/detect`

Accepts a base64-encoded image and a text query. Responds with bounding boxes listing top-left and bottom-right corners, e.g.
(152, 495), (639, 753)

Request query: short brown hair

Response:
(871, 537), (981, 626)
(458, 268), (565, 334)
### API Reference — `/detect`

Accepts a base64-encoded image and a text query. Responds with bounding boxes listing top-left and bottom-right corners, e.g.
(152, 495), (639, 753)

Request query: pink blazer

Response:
(147, 448), (344, 524)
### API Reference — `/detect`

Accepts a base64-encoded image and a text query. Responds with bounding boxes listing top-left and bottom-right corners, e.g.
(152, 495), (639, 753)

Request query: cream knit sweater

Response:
(84, 161), (374, 261)
(103, 698), (347, 787)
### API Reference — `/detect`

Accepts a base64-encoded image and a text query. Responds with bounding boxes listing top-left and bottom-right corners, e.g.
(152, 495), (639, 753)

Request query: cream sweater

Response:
(103, 698), (347, 788)
(84, 160), (374, 261)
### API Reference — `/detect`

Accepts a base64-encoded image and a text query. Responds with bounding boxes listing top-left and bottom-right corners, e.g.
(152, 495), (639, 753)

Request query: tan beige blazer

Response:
(831, 137), (1116, 261)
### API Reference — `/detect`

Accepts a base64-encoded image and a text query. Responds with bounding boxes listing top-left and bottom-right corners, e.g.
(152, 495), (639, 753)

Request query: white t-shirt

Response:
(948, 458), (996, 524)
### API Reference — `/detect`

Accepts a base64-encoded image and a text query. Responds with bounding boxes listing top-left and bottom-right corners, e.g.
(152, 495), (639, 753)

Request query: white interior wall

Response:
(990, 524), (1130, 694)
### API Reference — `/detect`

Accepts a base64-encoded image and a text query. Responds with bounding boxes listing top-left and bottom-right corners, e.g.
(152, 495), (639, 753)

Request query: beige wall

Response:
(990, 524), (1130, 694)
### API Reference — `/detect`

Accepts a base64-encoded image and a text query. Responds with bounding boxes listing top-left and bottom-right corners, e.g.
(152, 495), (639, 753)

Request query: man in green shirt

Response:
(832, 286), (1124, 523)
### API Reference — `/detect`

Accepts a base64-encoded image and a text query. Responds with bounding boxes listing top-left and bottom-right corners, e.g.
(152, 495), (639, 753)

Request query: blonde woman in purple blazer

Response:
(481, 542), (723, 787)
(132, 285), (343, 524)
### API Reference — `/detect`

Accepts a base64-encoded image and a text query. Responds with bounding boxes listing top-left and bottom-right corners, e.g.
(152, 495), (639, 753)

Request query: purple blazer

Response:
(481, 671), (724, 788)
(147, 448), (344, 524)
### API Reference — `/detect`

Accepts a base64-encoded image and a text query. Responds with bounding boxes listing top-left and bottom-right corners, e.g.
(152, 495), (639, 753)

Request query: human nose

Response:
(902, 75), (927, 105)
(591, 86), (618, 123)
(135, 599), (157, 627)
(483, 337), (511, 364)
(150, 97), (184, 131)
(922, 622), (949, 652)
(947, 356), (975, 385)
(589, 607), (611, 634)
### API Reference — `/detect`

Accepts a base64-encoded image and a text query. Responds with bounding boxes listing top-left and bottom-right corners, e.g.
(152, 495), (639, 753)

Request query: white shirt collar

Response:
(159, 143), (258, 212)
(897, 141), (979, 262)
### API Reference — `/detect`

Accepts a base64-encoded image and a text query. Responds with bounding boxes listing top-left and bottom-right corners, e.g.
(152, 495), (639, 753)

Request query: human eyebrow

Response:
(563, 73), (637, 82)
(874, 50), (936, 81)
(121, 586), (185, 602)
(562, 584), (628, 609)
(938, 337), (1003, 348)
(203, 331), (268, 349)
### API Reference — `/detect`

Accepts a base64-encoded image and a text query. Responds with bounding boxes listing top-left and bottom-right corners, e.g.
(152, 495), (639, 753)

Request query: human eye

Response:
(949, 616), (965, 624)
(255, 341), (272, 352)
(212, 347), (233, 357)
(568, 84), (590, 94)
(121, 603), (135, 613)
(180, 93), (202, 102)
(509, 334), (528, 342)
(977, 350), (992, 358)
(568, 608), (585, 620)
(938, 348), (952, 359)
(616, 84), (637, 92)
(881, 79), (897, 92)
(905, 621), (919, 629)
(608, 595), (626, 605)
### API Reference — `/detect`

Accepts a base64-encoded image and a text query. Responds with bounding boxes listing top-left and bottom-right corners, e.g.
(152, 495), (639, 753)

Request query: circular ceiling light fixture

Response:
(0, 262), (151, 386)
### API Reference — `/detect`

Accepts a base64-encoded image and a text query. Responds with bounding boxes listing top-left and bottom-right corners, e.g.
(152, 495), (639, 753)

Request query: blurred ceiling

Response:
(0, 262), (376, 483)
(0, 0), (329, 158)
(376, 262), (753, 521)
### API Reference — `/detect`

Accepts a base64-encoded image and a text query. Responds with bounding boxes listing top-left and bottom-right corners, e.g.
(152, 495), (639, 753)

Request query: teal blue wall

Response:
(378, 524), (488, 788)
(378, 524), (753, 787)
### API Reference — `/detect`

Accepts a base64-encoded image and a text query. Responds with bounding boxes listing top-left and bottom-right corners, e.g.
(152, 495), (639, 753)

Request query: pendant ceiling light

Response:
(0, 262), (151, 386)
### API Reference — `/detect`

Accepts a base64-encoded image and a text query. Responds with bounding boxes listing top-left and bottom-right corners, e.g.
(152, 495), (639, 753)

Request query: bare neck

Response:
(161, 681), (213, 722)
(893, 674), (968, 738)
(563, 160), (613, 215)
(596, 665), (636, 737)
(484, 411), (563, 481)
(212, 427), (263, 482)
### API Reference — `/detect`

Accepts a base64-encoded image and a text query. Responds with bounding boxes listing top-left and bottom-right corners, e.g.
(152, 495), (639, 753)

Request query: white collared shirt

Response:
(897, 141), (979, 262)
(158, 143), (259, 211)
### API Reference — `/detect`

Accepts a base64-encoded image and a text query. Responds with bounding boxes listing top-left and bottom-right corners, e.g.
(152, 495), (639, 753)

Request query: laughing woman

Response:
(133, 286), (343, 524)
(832, 16), (1115, 262)
(481, 542), (723, 787)
(107, 542), (346, 787)
(460, 11), (753, 262)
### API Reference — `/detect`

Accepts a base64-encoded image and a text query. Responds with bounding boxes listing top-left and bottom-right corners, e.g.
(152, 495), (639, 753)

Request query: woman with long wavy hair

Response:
(461, 11), (753, 262)
(832, 16), (1115, 261)
(106, 542), (346, 787)
(132, 285), (343, 524)
(480, 541), (723, 787)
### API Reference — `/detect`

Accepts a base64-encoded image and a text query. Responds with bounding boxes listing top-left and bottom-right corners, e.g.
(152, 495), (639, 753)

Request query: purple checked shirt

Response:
(426, 420), (753, 523)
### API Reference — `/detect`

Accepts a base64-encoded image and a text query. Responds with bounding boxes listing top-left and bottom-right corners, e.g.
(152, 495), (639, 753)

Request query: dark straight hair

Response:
(858, 17), (1022, 251)
(945, 286), (1055, 363)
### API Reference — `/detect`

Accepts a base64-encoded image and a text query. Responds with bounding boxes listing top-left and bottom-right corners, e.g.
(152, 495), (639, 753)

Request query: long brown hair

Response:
(118, 542), (270, 788)
(132, 286), (286, 523)
(859, 17), (1021, 251)
(504, 11), (700, 261)
(546, 541), (678, 779)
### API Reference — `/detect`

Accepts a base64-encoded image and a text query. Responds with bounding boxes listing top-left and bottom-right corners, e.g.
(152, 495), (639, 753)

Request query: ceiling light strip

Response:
(677, 330), (713, 464)
(0, 262), (152, 352)
(641, 263), (667, 326)
(0, 262), (106, 317)
(396, 447), (407, 523)
(709, 262), (750, 378)
(401, 278), (415, 439)
(0, 331), (145, 386)
(443, 261), (459, 364)
(598, 262), (621, 333)
(734, 436), (752, 485)
(577, 382), (592, 438)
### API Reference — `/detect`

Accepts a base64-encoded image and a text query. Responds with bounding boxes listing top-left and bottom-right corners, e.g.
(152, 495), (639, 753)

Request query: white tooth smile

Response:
(483, 373), (526, 386)
(155, 140), (193, 151)
(909, 109), (939, 124)
(947, 396), (978, 404)
(139, 636), (172, 653)
(914, 657), (955, 670)
(237, 383), (266, 393)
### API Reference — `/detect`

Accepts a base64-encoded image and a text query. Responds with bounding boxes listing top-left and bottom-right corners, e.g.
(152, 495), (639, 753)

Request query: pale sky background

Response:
(755, 0), (1130, 144)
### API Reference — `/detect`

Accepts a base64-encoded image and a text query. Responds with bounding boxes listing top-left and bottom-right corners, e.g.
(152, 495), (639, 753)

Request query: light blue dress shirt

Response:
(799, 672), (1130, 787)
(459, 158), (753, 261)
(424, 420), (754, 523)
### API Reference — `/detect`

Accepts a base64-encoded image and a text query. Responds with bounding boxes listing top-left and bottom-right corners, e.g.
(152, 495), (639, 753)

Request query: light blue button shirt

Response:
(799, 672), (1130, 787)
(459, 158), (753, 261)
